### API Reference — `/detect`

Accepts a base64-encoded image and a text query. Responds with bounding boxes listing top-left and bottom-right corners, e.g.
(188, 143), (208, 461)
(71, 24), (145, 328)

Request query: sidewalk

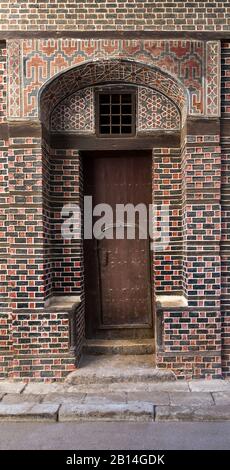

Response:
(0, 379), (230, 422)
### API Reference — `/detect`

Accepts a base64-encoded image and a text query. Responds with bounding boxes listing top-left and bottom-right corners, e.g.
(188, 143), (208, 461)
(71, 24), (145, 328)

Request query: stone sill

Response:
(156, 295), (188, 309)
(44, 295), (81, 312)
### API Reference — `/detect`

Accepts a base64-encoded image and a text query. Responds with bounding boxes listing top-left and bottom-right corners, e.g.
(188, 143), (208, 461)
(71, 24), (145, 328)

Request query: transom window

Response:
(96, 89), (136, 137)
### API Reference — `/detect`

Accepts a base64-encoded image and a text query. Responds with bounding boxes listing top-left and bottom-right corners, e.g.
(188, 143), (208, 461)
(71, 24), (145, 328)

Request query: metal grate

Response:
(97, 92), (135, 136)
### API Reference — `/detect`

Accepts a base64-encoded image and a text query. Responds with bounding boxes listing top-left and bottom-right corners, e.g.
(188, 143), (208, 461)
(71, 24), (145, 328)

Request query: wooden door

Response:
(83, 151), (153, 339)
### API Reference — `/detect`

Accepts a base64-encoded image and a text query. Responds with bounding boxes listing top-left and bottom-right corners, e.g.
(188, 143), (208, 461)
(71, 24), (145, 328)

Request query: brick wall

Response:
(221, 41), (230, 376)
(0, 312), (12, 378)
(0, 42), (9, 378)
(8, 137), (45, 310)
(0, 134), (86, 379)
(157, 347), (222, 380)
(157, 131), (222, 379)
(6, 137), (86, 307)
(153, 148), (182, 294)
(157, 306), (222, 380)
(0, 42), (7, 309)
(9, 310), (77, 380)
(50, 148), (84, 296)
(0, 1), (230, 31)
(42, 141), (52, 299)
(0, 137), (8, 312)
(182, 139), (221, 308)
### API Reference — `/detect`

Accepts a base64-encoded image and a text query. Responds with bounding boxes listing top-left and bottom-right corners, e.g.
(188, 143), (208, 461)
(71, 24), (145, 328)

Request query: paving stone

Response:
(127, 391), (169, 405)
(212, 392), (230, 405)
(188, 380), (229, 393)
(2, 394), (42, 404)
(23, 383), (65, 395)
(169, 392), (214, 406)
(59, 403), (154, 422)
(155, 405), (230, 422)
(83, 393), (127, 404)
(41, 393), (85, 404)
(0, 403), (59, 422)
(0, 381), (26, 394)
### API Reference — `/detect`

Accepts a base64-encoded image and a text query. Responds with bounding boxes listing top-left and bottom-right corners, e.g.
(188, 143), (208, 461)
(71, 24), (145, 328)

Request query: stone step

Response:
(66, 354), (175, 386)
(65, 381), (189, 394)
(83, 339), (155, 356)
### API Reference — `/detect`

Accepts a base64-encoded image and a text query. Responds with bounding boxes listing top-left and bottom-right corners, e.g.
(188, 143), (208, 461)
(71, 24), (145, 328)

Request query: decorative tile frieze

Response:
(7, 39), (220, 121)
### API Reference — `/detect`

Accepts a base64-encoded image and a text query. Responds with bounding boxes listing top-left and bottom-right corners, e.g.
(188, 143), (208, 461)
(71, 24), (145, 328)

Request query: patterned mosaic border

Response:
(6, 39), (220, 121)
(7, 41), (21, 118)
(50, 84), (181, 133)
(50, 87), (94, 133)
(206, 41), (221, 116)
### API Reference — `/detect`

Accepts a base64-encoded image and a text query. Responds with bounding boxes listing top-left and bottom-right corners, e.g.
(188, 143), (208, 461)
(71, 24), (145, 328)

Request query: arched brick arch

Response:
(39, 59), (188, 130)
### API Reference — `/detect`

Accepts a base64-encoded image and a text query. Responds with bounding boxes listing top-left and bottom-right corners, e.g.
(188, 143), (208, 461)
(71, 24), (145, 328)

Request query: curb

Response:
(0, 401), (230, 422)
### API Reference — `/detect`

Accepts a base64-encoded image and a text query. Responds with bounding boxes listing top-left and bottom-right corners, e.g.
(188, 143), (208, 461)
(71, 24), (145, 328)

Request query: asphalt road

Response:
(0, 421), (229, 450)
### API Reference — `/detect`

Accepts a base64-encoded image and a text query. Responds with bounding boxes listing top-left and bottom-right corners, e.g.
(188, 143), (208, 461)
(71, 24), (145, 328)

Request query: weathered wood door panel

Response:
(83, 151), (153, 339)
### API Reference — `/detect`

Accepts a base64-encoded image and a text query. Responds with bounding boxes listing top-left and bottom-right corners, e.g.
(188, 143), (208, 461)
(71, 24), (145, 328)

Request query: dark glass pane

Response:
(122, 94), (132, 103)
(112, 115), (120, 125)
(100, 95), (110, 104)
(122, 126), (132, 134)
(122, 115), (132, 125)
(100, 104), (110, 114)
(100, 115), (110, 125)
(111, 104), (120, 114)
(111, 126), (120, 134)
(111, 94), (120, 104)
(100, 126), (110, 134)
(122, 105), (132, 114)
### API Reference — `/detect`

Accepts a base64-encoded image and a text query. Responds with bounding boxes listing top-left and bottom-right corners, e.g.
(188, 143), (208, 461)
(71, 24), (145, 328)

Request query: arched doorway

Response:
(39, 59), (186, 357)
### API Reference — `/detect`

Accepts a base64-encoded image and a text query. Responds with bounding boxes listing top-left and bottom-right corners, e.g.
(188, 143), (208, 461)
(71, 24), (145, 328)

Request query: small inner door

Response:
(83, 150), (153, 339)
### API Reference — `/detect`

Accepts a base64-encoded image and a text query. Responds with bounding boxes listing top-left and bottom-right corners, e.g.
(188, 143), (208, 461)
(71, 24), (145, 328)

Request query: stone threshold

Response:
(83, 338), (155, 355)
